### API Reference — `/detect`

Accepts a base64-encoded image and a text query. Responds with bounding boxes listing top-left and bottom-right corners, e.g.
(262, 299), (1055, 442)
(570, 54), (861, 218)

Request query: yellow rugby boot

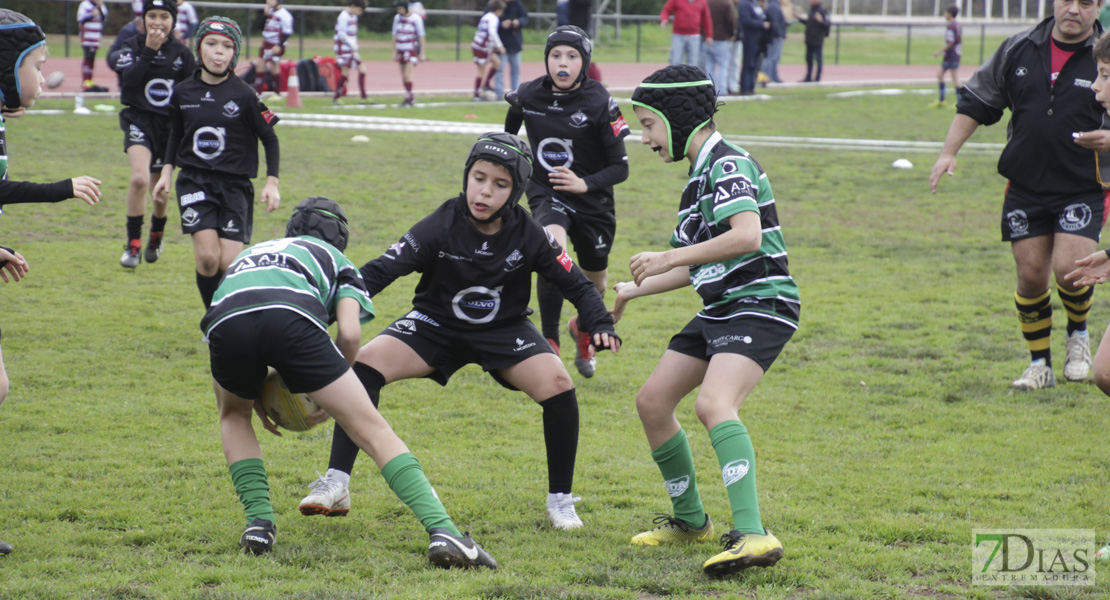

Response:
(702, 529), (784, 576)
(630, 513), (713, 546)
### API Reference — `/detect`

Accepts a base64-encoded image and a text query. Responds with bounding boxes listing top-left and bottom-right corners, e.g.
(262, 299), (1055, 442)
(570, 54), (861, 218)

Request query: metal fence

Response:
(38, 0), (1037, 65)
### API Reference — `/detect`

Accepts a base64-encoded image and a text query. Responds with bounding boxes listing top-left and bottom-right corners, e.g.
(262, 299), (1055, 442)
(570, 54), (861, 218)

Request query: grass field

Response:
(1, 87), (1109, 599)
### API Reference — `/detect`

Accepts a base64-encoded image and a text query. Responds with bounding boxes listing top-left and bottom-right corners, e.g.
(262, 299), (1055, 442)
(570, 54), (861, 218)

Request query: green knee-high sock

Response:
(651, 429), (706, 528)
(709, 420), (763, 534)
(381, 453), (461, 536)
(229, 458), (275, 525)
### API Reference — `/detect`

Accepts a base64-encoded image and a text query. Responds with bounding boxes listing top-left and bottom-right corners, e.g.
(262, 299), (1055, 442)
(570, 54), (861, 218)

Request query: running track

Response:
(41, 57), (978, 98)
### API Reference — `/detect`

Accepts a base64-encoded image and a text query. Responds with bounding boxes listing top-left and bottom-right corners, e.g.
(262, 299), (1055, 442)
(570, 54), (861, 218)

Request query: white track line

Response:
(276, 111), (1004, 154)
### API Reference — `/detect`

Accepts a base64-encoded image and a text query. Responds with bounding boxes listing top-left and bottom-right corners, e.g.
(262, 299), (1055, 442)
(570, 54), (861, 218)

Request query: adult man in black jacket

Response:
(930, 0), (1109, 390)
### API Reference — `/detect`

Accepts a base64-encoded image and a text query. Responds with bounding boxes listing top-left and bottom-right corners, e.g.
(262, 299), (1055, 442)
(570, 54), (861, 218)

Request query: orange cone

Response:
(285, 74), (302, 108)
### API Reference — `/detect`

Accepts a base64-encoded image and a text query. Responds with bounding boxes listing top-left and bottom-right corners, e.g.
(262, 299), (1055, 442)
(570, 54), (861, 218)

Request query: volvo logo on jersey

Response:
(145, 78), (174, 107)
(451, 285), (502, 324)
(193, 126), (227, 160)
(537, 137), (574, 172)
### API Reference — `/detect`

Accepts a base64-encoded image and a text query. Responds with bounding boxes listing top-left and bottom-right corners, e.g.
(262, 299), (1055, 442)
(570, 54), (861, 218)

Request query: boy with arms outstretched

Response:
(153, 17), (281, 309)
(299, 133), (620, 532)
(618, 65), (799, 576)
(0, 8), (102, 555)
(504, 25), (630, 378)
(114, 0), (195, 268)
(203, 196), (496, 568)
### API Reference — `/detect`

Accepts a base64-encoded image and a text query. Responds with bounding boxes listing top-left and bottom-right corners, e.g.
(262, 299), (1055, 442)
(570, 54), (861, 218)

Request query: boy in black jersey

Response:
(504, 25), (629, 379)
(114, 0), (195, 269)
(299, 133), (620, 532)
(152, 16), (281, 310)
(0, 9), (103, 555)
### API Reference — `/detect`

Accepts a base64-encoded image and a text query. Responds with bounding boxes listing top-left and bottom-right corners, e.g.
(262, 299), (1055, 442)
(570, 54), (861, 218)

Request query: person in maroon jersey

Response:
(76, 0), (109, 92)
(250, 0), (294, 95)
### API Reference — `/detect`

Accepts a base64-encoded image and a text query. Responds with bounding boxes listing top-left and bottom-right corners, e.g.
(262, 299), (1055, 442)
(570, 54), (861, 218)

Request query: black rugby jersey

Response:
(360, 196), (615, 335)
(165, 71), (280, 179)
(505, 77), (629, 216)
(114, 35), (195, 117)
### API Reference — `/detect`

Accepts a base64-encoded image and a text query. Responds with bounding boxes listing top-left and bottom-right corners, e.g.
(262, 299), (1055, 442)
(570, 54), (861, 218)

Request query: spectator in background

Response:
(727, 20), (742, 94)
(557, 0), (570, 25)
(930, 5), (962, 107)
(760, 0), (786, 85)
(568, 0), (592, 33)
(661, 0), (713, 67)
(175, 0), (199, 43)
(705, 0), (736, 95)
(737, 0), (767, 94)
(495, 0), (528, 100)
(796, 0), (830, 82)
(77, 0), (109, 92)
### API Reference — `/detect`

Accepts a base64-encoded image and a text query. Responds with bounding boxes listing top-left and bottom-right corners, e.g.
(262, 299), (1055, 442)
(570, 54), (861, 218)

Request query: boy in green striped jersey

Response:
(615, 65), (799, 576)
(200, 197), (497, 568)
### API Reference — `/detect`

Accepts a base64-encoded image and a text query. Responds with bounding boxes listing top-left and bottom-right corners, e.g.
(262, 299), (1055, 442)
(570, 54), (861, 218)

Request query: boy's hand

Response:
(929, 153), (957, 193)
(70, 176), (102, 205)
(591, 332), (621, 354)
(629, 250), (673, 285)
(261, 178), (280, 213)
(252, 402), (282, 436)
(146, 27), (166, 50)
(1073, 130), (1110, 152)
(1065, 250), (1110, 287)
(0, 248), (28, 283)
(609, 280), (638, 324)
(549, 166), (588, 194)
(151, 175), (171, 202)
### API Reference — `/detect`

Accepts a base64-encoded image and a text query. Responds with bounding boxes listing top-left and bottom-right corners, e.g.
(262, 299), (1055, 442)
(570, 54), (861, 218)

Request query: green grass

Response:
(0, 88), (1107, 599)
(45, 24), (1011, 67)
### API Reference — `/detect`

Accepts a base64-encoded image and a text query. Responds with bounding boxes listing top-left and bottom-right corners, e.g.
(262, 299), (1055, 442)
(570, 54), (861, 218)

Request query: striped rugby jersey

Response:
(392, 13), (425, 53)
(77, 1), (108, 47)
(201, 236), (375, 336)
(671, 131), (799, 328)
(262, 7), (294, 47)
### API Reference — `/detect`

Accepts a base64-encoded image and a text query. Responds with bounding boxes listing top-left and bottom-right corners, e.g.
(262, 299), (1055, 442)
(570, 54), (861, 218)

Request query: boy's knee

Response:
(195, 253), (220, 275)
(128, 173), (149, 193)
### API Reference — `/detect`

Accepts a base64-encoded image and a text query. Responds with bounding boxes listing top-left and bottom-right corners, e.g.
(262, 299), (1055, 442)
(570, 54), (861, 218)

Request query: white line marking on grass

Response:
(277, 111), (1004, 154)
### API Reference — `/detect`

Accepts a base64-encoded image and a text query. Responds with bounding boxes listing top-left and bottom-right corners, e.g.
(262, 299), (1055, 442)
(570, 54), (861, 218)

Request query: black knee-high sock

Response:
(150, 215), (167, 235)
(126, 215), (144, 243)
(197, 270), (223, 309)
(329, 362), (385, 475)
(536, 275), (564, 345)
(541, 389), (578, 494)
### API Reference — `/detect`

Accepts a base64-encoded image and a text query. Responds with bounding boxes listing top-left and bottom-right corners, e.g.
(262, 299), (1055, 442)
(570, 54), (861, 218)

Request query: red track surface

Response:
(41, 56), (978, 98)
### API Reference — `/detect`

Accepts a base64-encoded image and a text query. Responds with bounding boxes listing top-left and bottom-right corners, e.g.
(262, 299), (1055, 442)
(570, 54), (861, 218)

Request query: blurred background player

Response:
(333, 0), (367, 105)
(298, 133), (619, 532)
(202, 197), (497, 568)
(175, 0), (199, 44)
(504, 26), (629, 378)
(152, 17), (281, 309)
(621, 65), (798, 576)
(494, 0), (528, 101)
(252, 0), (293, 96)
(108, 12), (145, 90)
(931, 5), (962, 108)
(77, 0), (109, 92)
(113, 0), (194, 269)
(471, 0), (505, 100)
(392, 0), (425, 107)
(0, 8), (103, 556)
(133, 0), (144, 19)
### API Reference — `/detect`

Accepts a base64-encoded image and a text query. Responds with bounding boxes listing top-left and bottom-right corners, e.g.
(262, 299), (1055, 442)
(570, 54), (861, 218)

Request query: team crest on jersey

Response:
(676, 211), (711, 246)
(504, 249), (523, 272)
(172, 56), (184, 71)
(222, 101), (241, 118)
(1060, 203), (1093, 232)
(1006, 209), (1029, 236)
(182, 207), (200, 227)
(569, 110), (588, 128)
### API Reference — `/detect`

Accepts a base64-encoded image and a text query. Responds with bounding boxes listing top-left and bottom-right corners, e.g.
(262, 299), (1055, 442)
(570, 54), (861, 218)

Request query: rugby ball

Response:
(258, 369), (321, 432)
(479, 88), (498, 102)
(45, 71), (65, 89)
